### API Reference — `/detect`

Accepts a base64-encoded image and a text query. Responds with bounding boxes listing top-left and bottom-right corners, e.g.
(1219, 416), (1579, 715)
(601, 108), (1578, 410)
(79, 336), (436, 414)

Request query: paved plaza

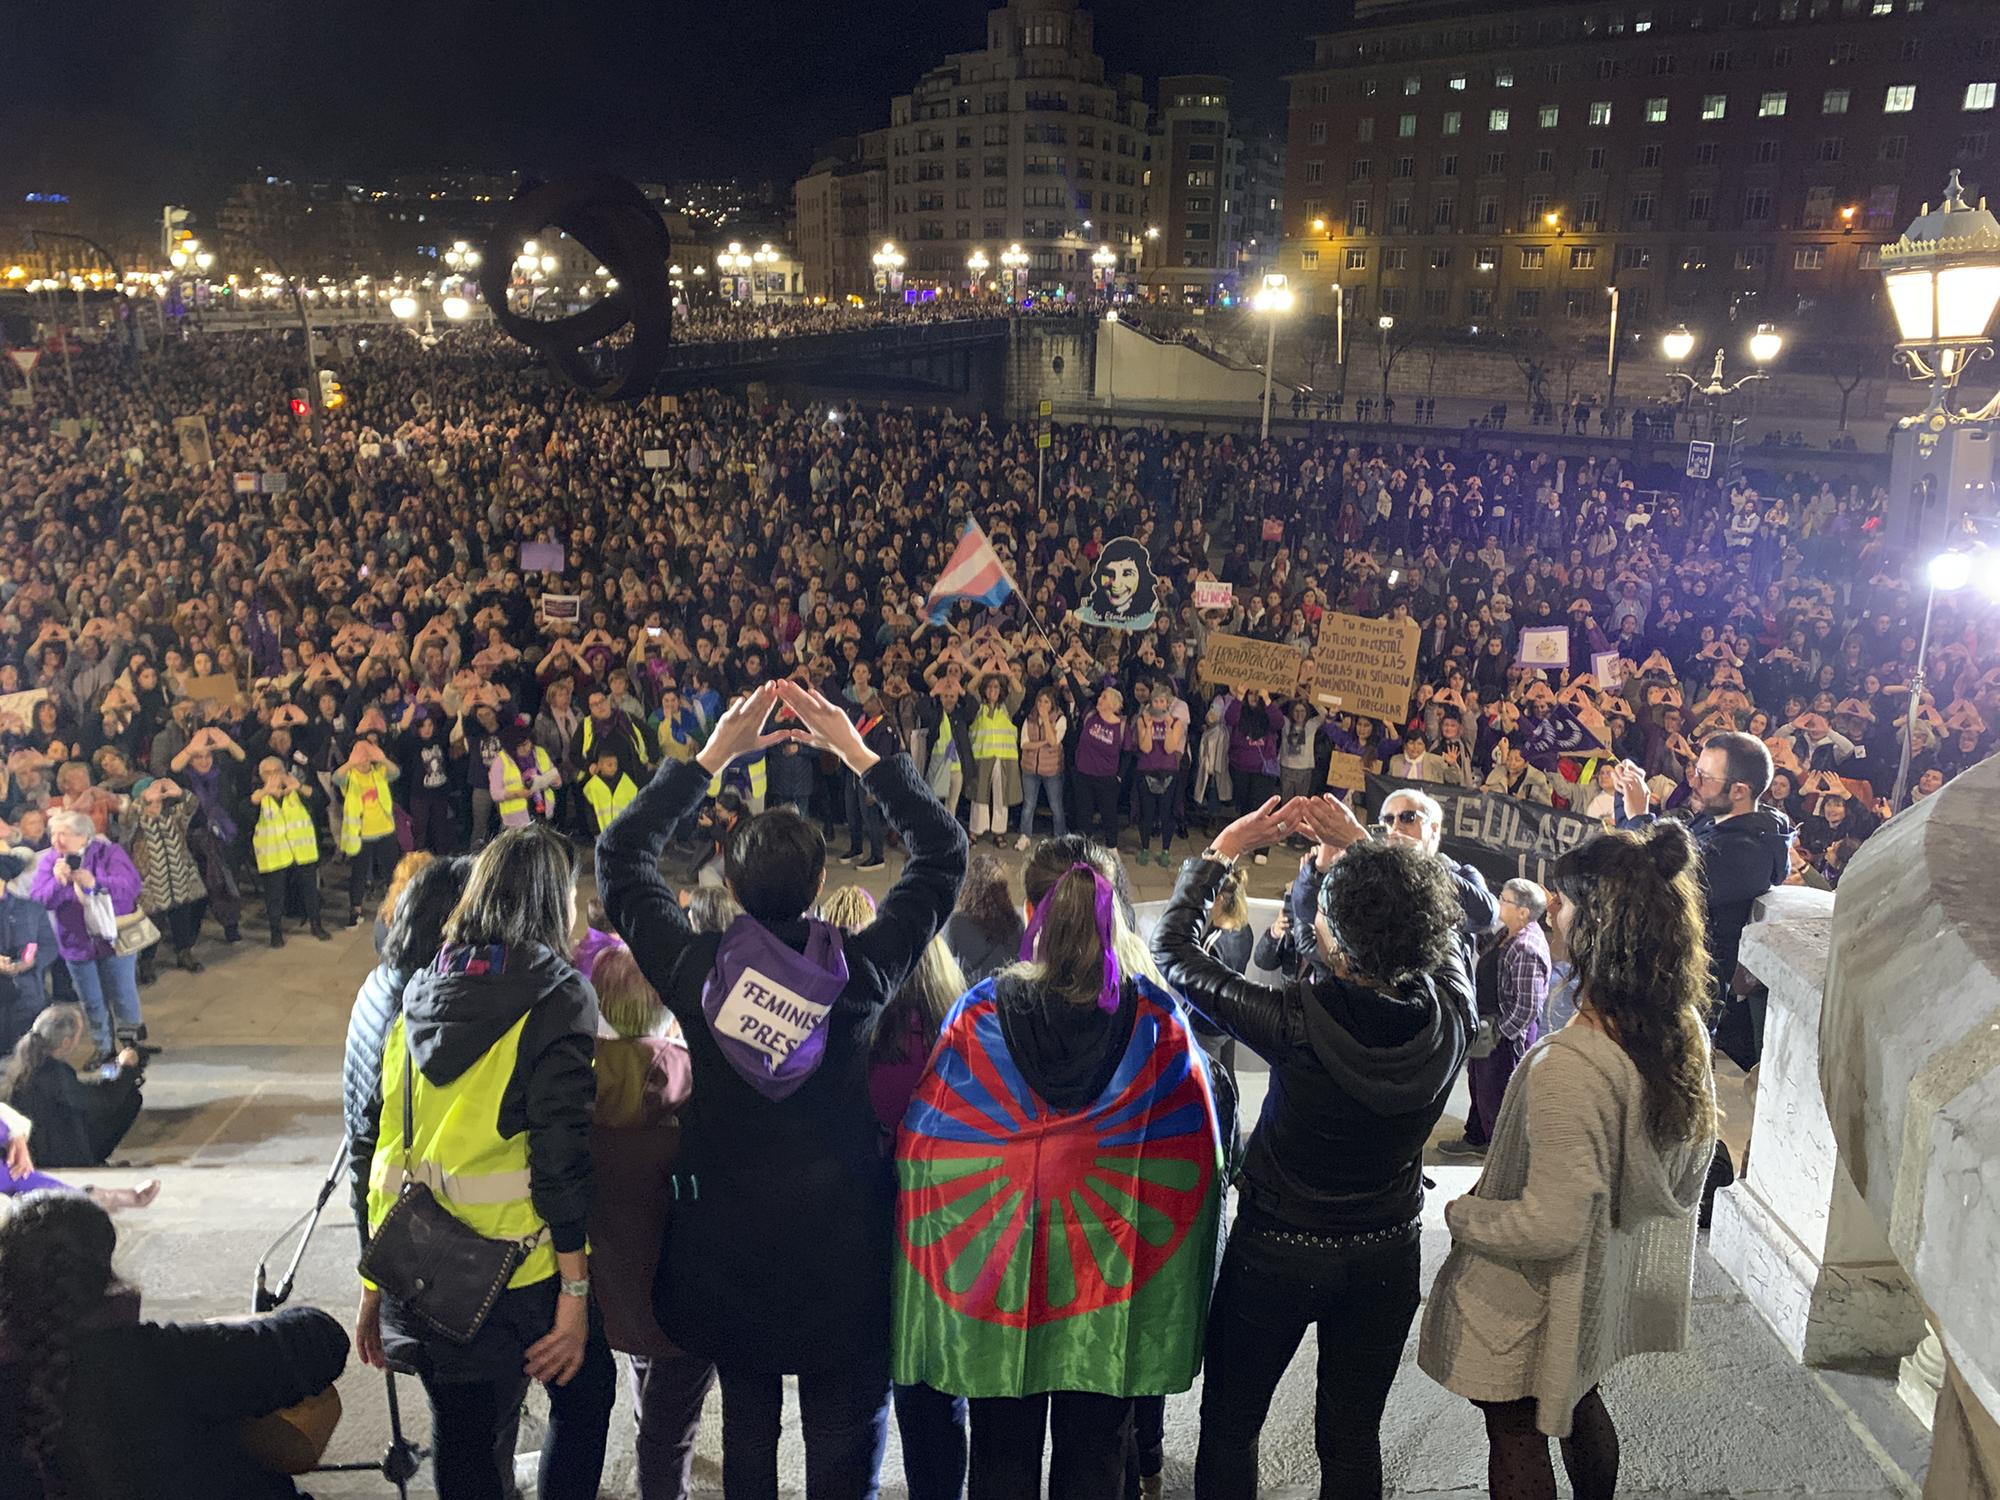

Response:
(73, 851), (1930, 1498)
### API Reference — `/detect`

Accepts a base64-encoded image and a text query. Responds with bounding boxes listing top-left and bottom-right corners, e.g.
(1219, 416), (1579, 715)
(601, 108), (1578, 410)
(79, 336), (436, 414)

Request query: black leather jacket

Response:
(1154, 857), (1475, 1234)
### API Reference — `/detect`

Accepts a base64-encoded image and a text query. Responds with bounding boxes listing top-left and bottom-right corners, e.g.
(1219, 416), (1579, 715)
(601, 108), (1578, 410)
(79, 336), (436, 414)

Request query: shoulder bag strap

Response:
(401, 1030), (416, 1178)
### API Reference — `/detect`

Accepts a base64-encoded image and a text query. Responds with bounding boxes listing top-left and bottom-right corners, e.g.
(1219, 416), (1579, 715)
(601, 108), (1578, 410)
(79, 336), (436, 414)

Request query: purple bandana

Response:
(700, 913), (850, 1101)
(1018, 862), (1123, 1013)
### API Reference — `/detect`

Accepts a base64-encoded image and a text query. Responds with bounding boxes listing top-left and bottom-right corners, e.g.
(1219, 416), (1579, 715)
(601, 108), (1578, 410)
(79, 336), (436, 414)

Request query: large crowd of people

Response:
(0, 321), (1994, 1499)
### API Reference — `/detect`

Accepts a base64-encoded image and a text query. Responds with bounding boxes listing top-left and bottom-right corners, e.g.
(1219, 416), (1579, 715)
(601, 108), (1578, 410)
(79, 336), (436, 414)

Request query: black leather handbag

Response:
(356, 1044), (544, 1344)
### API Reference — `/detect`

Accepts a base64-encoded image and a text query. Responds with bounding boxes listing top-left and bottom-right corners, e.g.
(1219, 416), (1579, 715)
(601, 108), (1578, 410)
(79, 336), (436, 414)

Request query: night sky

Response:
(8, 0), (1323, 222)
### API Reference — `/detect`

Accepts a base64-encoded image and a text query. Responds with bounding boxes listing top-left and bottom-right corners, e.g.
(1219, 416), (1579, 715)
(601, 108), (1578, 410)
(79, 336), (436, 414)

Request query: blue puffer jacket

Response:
(342, 961), (412, 1245)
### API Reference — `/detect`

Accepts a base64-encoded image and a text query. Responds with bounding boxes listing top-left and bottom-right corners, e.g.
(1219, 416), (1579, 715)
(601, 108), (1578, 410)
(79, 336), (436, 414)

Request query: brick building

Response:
(1279, 0), (1999, 349)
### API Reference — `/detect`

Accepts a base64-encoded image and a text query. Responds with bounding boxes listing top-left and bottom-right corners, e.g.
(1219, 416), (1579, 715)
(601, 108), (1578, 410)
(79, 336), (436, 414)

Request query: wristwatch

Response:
(560, 1276), (591, 1300)
(1198, 845), (1235, 866)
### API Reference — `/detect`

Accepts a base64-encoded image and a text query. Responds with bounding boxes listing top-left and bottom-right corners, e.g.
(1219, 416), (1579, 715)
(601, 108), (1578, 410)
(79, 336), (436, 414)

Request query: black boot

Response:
(138, 950), (157, 986)
(176, 947), (205, 975)
(269, 930), (287, 949)
(1698, 1140), (1736, 1229)
(310, 920), (331, 941)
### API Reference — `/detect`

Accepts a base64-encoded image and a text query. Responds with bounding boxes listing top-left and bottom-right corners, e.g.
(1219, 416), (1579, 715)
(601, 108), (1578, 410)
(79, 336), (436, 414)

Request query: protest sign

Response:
(1192, 580), (1234, 611)
(642, 449), (671, 469)
(357, 441), (383, 460)
(232, 472), (259, 494)
(1366, 773), (1598, 886)
(173, 415), (213, 469)
(1517, 625), (1570, 668)
(1260, 518), (1285, 542)
(521, 541), (566, 573)
(182, 673), (244, 709)
(540, 593), (582, 623)
(1307, 612), (1420, 723)
(1325, 751), (1366, 792)
(0, 688), (48, 730)
(1591, 650), (1623, 687)
(1198, 633), (1306, 697)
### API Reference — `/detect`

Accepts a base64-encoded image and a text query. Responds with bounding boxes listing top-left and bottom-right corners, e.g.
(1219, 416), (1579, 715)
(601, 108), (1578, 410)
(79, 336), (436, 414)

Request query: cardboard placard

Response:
(1198, 633), (1306, 697)
(1307, 613), (1420, 723)
(232, 472), (259, 494)
(540, 593), (582, 623)
(1517, 625), (1570, 668)
(642, 448), (671, 468)
(1591, 650), (1623, 687)
(1192, 580), (1234, 611)
(261, 472), (290, 494)
(521, 541), (566, 574)
(0, 687), (48, 730)
(182, 673), (244, 708)
(1325, 751), (1366, 792)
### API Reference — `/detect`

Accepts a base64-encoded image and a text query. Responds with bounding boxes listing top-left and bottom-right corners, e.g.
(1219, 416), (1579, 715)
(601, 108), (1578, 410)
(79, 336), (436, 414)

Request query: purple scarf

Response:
(187, 762), (237, 844)
(1017, 862), (1122, 1013)
(700, 913), (850, 1101)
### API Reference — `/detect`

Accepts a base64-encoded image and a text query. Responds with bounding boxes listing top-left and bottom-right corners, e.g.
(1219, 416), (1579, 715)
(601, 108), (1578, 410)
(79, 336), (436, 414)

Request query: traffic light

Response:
(317, 369), (345, 409)
(288, 390), (310, 417)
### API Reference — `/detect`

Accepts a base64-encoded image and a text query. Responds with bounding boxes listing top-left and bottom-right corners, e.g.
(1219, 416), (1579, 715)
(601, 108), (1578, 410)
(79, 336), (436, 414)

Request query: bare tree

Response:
(1826, 348), (1871, 432)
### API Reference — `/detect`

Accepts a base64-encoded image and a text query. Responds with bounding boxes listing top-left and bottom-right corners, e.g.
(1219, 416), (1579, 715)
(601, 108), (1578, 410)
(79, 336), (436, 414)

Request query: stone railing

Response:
(1713, 752), (2000, 1498)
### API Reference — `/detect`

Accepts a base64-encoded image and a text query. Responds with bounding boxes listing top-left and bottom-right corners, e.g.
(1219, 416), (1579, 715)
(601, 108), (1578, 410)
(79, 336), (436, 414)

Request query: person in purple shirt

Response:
(1225, 693), (1284, 859)
(29, 811), (145, 1060)
(1073, 687), (1130, 848)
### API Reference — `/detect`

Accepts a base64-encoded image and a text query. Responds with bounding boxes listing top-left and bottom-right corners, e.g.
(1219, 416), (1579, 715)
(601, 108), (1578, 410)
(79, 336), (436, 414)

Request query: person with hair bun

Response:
(1154, 794), (1475, 1499)
(1419, 819), (1717, 1500)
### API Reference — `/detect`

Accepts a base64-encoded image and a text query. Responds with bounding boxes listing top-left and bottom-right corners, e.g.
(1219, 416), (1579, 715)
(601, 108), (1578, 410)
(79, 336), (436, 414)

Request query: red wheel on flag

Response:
(898, 998), (1217, 1328)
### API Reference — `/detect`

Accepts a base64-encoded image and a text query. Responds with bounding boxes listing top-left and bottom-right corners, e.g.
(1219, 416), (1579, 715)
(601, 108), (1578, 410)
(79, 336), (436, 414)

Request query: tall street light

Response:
(1252, 272), (1295, 439)
(717, 242), (753, 304)
(1663, 324), (1782, 440)
(966, 248), (990, 299)
(871, 241), (905, 306)
(1890, 550), (1974, 813)
(1000, 243), (1029, 303)
(752, 243), (780, 304)
(1879, 170), (2000, 552)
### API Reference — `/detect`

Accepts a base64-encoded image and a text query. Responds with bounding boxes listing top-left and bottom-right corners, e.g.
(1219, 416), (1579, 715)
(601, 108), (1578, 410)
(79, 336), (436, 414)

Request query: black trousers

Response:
(969, 1390), (1132, 1500)
(261, 865), (322, 937)
(1078, 774), (1122, 846)
(1195, 1220), (1422, 1500)
(347, 834), (399, 918)
(421, 1328), (616, 1500)
(160, 897), (206, 949)
(717, 1359), (891, 1500)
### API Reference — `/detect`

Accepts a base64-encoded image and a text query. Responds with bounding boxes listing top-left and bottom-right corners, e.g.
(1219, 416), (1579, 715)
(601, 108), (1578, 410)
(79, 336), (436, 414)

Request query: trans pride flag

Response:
(923, 521), (1014, 624)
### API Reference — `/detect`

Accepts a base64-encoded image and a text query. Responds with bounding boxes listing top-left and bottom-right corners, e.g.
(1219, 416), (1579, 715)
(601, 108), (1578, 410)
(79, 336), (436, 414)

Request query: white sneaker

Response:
(1015, 834), (1031, 851)
(1253, 851), (1268, 865)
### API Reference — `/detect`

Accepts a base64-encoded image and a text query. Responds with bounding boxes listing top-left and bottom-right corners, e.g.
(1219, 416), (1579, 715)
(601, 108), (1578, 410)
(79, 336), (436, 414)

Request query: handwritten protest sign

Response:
(1198, 633), (1306, 697)
(1307, 613), (1420, 723)
(1517, 625), (1570, 668)
(642, 449), (671, 468)
(1591, 650), (1623, 687)
(1325, 751), (1366, 792)
(1192, 580), (1234, 611)
(1260, 518), (1285, 542)
(182, 673), (244, 709)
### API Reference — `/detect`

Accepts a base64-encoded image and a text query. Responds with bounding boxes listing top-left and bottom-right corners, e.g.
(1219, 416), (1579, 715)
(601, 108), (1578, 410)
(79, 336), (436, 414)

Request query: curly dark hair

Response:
(0, 1191), (122, 1495)
(1315, 839), (1462, 987)
(954, 848), (1020, 942)
(1550, 820), (1716, 1146)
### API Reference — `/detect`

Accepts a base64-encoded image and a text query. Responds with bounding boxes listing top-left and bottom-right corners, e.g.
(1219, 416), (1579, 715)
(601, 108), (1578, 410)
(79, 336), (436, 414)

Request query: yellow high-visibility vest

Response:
(253, 790), (319, 873)
(339, 766), (395, 857)
(496, 747), (555, 821)
(707, 754), (767, 802)
(366, 1015), (555, 1292)
(582, 772), (637, 830)
(970, 704), (1019, 762)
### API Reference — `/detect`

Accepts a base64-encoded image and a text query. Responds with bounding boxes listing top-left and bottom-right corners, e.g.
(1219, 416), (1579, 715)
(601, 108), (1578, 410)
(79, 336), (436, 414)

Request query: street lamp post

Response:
(966, 248), (990, 299)
(1662, 324), (1782, 441)
(1252, 272), (1295, 440)
(1091, 243), (1116, 301)
(1376, 313), (1396, 413)
(1000, 243), (1029, 303)
(871, 241), (905, 307)
(1888, 551), (1973, 814)
(752, 243), (780, 304)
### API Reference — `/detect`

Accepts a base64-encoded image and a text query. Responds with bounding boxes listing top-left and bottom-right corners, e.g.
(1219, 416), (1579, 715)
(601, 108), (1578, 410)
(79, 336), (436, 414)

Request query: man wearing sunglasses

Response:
(1280, 788), (1498, 985)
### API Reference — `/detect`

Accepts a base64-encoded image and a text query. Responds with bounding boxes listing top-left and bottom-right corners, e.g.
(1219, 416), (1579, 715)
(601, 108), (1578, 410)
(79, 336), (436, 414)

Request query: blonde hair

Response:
(381, 852), (436, 930)
(593, 948), (670, 1039)
(871, 934), (967, 1064)
(1207, 867), (1251, 932)
(816, 883), (878, 933)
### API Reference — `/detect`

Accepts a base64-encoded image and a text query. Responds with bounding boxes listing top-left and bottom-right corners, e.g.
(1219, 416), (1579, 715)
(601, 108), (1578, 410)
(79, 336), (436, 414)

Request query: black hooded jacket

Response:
(346, 941), (599, 1259)
(1620, 807), (1793, 994)
(1155, 857), (1474, 1234)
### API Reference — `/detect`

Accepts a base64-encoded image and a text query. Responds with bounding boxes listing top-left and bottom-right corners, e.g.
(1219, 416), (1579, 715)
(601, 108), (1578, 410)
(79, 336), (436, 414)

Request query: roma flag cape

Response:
(891, 975), (1223, 1399)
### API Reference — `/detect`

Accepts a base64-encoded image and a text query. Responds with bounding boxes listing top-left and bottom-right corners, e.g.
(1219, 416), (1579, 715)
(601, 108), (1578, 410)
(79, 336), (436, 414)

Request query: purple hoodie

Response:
(30, 840), (144, 963)
(1226, 699), (1284, 775)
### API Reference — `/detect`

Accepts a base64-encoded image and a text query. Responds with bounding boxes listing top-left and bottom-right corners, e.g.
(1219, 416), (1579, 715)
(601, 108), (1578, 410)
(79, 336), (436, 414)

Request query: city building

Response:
(1279, 0), (1999, 350)
(794, 0), (1152, 299)
(795, 143), (888, 299)
(1142, 76), (1287, 304)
